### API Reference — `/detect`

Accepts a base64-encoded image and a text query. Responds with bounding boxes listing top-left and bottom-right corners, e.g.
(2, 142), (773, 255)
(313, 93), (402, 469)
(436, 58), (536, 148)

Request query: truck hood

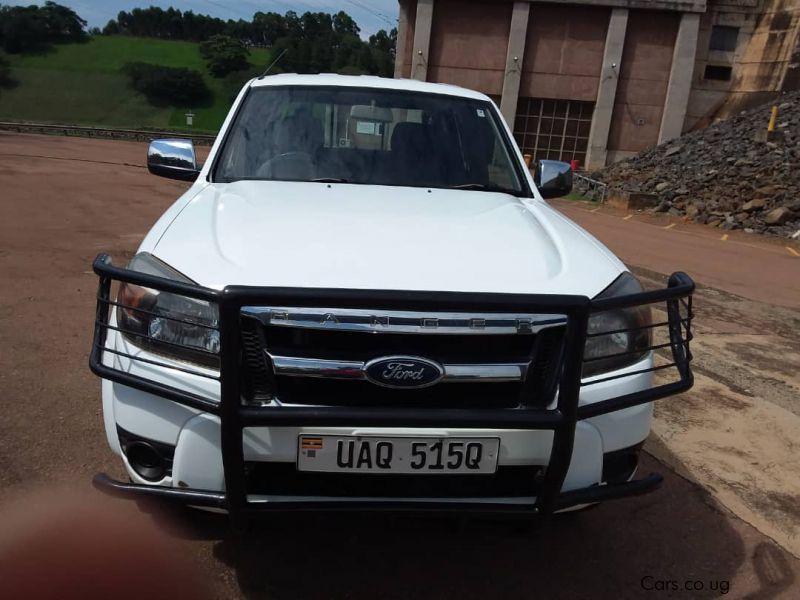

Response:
(151, 181), (624, 296)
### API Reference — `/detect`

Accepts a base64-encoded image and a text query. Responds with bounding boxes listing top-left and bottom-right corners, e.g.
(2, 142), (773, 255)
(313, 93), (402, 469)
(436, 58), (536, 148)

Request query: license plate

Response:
(297, 435), (500, 474)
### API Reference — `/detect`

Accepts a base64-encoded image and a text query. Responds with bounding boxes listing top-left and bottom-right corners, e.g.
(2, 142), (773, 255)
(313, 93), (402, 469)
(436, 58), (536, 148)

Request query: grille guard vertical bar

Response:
(536, 304), (589, 514)
(89, 255), (695, 517)
(219, 290), (248, 526)
(92, 259), (112, 366)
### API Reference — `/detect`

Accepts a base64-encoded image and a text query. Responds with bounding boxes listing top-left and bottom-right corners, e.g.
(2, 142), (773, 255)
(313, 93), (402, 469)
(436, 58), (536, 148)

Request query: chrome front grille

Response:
(242, 307), (567, 335)
(270, 356), (529, 382)
(239, 308), (567, 409)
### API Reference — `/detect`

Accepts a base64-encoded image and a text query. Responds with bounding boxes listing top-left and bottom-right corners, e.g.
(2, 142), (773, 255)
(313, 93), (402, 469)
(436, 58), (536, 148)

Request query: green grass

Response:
(0, 36), (271, 132)
(562, 191), (592, 202)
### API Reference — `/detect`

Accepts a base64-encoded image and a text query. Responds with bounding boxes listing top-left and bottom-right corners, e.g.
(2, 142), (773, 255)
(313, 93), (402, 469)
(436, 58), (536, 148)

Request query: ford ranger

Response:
(90, 74), (694, 521)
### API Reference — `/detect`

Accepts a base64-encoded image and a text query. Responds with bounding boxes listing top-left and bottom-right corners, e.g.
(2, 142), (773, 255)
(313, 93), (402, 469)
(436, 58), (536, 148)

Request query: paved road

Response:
(552, 199), (800, 310)
(0, 133), (798, 598)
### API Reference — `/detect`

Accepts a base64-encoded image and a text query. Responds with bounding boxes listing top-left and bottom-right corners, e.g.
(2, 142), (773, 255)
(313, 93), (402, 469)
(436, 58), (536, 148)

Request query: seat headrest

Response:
(272, 109), (323, 153)
(391, 122), (430, 155)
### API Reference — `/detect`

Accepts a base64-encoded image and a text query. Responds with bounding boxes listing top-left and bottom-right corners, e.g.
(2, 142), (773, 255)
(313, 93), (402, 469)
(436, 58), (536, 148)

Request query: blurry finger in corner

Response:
(0, 488), (212, 600)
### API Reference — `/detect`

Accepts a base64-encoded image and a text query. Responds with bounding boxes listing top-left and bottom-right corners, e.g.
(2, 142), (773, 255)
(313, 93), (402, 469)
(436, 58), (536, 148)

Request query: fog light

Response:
(117, 426), (175, 482)
(602, 443), (642, 485)
(126, 441), (166, 481)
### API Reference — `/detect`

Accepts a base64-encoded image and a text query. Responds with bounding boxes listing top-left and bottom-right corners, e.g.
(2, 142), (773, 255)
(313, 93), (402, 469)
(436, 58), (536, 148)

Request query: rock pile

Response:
(593, 91), (800, 237)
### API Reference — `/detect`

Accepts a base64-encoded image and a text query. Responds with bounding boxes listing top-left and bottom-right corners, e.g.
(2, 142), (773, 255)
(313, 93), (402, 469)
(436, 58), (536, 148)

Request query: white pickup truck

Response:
(90, 74), (694, 521)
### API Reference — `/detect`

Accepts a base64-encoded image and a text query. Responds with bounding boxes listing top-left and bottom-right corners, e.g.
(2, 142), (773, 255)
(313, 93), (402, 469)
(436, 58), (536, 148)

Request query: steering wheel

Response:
(256, 151), (315, 179)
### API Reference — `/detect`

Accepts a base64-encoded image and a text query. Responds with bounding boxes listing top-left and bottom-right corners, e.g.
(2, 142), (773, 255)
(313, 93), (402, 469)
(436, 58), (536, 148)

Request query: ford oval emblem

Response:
(364, 356), (444, 389)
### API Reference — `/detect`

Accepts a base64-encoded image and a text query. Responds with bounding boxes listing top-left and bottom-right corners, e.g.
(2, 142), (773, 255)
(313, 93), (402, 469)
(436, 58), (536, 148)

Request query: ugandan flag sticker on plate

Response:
(300, 436), (323, 458)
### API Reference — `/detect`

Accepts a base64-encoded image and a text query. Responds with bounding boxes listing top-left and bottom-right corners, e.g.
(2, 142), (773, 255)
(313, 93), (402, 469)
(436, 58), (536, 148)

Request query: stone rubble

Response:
(590, 91), (800, 238)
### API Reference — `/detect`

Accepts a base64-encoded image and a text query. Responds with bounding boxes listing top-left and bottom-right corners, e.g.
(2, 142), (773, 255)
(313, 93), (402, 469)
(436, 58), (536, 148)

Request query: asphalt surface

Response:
(0, 133), (798, 599)
(552, 199), (800, 310)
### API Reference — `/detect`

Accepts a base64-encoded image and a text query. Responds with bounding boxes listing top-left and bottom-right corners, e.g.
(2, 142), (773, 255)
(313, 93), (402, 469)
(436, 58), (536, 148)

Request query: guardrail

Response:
(0, 121), (217, 145)
(574, 172), (609, 203)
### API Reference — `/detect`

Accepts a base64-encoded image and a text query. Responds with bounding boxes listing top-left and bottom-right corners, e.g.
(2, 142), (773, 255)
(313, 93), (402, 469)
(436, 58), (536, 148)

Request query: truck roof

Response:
(248, 73), (492, 102)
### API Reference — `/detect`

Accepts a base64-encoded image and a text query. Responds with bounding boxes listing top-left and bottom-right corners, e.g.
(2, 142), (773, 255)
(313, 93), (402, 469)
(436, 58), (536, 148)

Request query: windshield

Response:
(213, 85), (527, 195)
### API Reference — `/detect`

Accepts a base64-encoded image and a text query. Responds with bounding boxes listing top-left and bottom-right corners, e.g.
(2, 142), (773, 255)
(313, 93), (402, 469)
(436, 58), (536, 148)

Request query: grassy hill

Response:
(0, 36), (271, 133)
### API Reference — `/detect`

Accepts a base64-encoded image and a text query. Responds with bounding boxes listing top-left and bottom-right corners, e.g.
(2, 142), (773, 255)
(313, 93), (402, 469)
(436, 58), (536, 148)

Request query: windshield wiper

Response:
(450, 183), (522, 196)
(451, 183), (488, 190)
(312, 177), (349, 183)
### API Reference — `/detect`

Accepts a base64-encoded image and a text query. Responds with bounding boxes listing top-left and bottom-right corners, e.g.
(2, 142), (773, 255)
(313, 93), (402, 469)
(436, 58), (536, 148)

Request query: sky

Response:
(32, 1), (400, 37)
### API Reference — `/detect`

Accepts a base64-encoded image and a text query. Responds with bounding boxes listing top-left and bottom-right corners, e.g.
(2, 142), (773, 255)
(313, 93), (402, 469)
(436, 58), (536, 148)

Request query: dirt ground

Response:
(1, 132), (799, 599)
(554, 201), (800, 560)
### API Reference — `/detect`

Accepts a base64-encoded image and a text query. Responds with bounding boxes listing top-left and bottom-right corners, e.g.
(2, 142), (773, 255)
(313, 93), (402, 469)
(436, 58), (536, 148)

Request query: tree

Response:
(102, 19), (119, 35)
(0, 7), (44, 53)
(97, 7), (397, 78)
(283, 11), (302, 39)
(221, 65), (262, 102)
(40, 1), (87, 42)
(337, 65), (366, 76)
(225, 19), (253, 44)
(123, 62), (210, 106)
(356, 43), (376, 75)
(333, 33), (363, 73)
(251, 12), (286, 47)
(107, 7), (227, 41)
(199, 34), (249, 78)
(369, 29), (397, 78)
(0, 51), (14, 91)
(332, 11), (360, 37)
(0, 2), (86, 53)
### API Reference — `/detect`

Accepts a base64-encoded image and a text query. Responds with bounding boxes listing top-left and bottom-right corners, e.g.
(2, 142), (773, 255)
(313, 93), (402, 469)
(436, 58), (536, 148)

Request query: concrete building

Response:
(395, 0), (800, 170)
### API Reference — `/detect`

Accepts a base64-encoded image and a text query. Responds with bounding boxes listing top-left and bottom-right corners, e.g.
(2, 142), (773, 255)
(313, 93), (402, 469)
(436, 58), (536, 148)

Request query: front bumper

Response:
(93, 470), (662, 513)
(90, 254), (694, 519)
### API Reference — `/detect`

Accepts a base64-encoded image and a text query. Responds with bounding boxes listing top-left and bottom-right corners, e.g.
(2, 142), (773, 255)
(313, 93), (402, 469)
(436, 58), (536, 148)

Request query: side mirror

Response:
(147, 139), (200, 181)
(534, 160), (573, 199)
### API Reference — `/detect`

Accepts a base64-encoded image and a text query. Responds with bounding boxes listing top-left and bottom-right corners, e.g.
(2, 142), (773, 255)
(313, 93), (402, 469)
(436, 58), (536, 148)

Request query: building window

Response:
(513, 98), (594, 165)
(709, 26), (739, 52)
(704, 65), (733, 81)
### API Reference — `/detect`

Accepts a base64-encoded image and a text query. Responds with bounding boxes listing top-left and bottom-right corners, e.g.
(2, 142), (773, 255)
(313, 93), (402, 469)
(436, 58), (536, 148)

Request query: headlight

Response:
(116, 253), (219, 369)
(583, 272), (652, 378)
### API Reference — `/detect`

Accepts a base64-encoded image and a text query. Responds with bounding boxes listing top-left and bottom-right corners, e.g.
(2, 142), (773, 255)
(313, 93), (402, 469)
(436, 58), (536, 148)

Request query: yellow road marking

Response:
(663, 223), (676, 230)
(556, 200), (794, 257)
(721, 234), (729, 241)
(623, 214), (633, 221)
(787, 246), (800, 257)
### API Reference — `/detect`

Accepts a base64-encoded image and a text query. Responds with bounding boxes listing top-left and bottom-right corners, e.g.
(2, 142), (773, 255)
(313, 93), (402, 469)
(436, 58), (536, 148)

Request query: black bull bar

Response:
(89, 253), (694, 519)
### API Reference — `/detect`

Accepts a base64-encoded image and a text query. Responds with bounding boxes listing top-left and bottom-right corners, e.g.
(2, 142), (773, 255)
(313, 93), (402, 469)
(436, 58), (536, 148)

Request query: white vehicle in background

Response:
(90, 74), (694, 522)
